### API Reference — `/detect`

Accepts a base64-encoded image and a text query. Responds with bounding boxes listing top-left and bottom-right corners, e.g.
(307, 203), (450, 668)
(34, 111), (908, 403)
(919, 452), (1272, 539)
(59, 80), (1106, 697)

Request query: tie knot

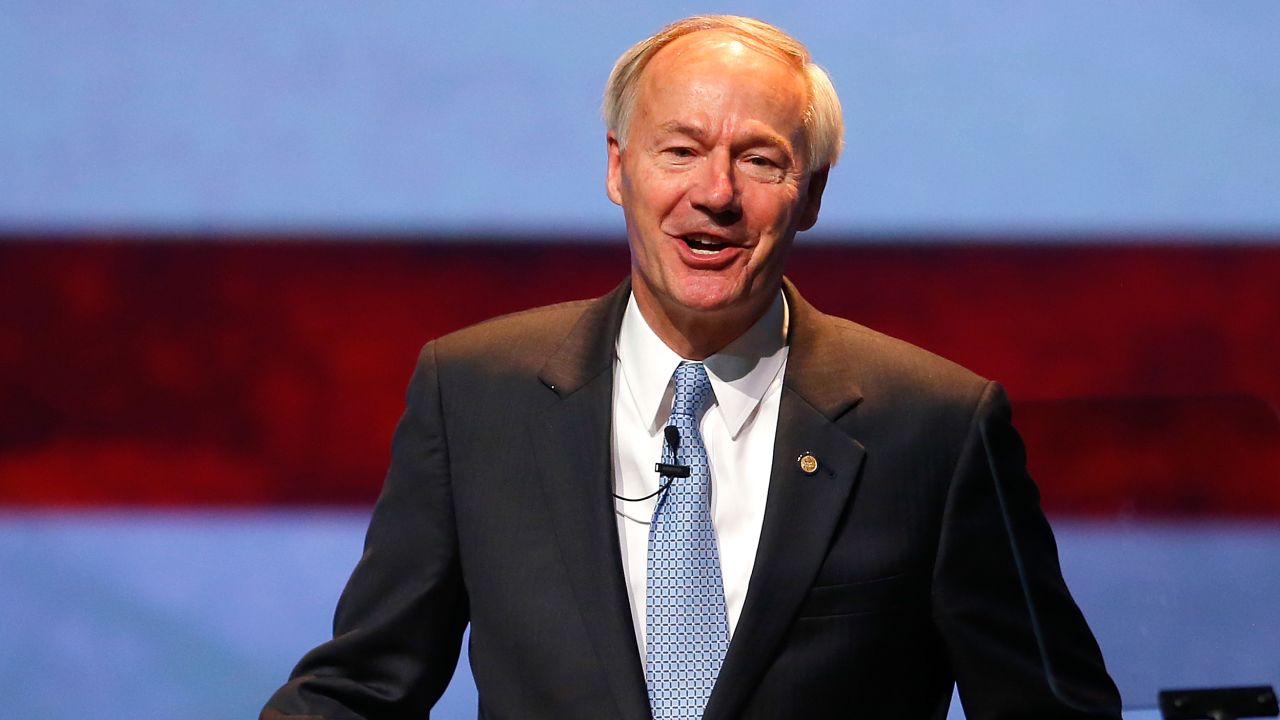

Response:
(671, 362), (713, 418)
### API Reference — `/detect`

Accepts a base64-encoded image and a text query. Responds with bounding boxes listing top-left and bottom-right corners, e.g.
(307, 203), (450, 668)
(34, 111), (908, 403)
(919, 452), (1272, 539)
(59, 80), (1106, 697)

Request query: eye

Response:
(666, 146), (696, 158)
(740, 154), (786, 181)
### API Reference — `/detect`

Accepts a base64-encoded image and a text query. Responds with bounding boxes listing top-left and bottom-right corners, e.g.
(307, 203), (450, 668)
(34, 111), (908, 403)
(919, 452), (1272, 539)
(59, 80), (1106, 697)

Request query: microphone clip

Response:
(654, 462), (690, 478)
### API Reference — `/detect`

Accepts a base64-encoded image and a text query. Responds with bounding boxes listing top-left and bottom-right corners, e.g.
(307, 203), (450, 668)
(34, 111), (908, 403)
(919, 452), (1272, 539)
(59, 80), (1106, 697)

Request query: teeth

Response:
(683, 234), (726, 254)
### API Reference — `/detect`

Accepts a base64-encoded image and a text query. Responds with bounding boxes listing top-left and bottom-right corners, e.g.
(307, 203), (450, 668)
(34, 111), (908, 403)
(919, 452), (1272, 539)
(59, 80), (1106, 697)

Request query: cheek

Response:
(746, 189), (800, 235)
(649, 184), (689, 222)
(626, 162), (679, 210)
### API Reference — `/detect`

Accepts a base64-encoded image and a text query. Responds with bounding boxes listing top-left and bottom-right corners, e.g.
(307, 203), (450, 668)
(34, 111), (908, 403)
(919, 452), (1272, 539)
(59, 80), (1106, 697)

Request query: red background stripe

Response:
(1, 239), (1277, 514)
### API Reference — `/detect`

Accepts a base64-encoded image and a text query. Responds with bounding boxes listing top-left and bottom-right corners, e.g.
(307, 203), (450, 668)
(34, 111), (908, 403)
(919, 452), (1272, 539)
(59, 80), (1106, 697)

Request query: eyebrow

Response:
(657, 121), (711, 142)
(656, 121), (792, 155)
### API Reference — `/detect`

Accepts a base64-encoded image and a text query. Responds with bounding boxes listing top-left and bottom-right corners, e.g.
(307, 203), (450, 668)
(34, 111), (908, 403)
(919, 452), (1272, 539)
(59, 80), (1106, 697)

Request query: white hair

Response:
(603, 15), (844, 171)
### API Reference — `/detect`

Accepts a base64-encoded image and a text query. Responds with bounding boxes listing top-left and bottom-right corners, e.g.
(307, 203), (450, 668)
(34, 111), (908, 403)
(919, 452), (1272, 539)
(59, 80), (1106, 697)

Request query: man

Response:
(263, 15), (1121, 719)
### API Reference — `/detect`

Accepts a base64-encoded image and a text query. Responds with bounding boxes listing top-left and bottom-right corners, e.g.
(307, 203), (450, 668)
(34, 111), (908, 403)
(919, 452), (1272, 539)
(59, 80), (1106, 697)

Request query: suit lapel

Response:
(704, 281), (868, 720)
(528, 280), (652, 720)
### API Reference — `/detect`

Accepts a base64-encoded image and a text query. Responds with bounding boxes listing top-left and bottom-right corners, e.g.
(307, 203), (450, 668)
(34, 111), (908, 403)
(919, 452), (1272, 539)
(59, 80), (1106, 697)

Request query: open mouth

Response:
(682, 234), (730, 255)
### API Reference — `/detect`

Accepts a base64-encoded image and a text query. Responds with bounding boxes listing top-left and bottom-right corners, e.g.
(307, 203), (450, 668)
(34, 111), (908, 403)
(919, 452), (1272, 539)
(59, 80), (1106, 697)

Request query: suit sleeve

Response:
(932, 382), (1122, 720)
(261, 342), (469, 720)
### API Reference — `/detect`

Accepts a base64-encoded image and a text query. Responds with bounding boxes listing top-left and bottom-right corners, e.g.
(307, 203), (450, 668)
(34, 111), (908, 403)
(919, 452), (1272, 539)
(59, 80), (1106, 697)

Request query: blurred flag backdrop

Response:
(1, 3), (1278, 718)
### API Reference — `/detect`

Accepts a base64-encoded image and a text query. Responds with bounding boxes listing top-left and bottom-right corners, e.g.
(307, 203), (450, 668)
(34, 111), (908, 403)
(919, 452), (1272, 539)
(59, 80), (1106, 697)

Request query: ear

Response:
(796, 166), (829, 232)
(606, 132), (624, 206)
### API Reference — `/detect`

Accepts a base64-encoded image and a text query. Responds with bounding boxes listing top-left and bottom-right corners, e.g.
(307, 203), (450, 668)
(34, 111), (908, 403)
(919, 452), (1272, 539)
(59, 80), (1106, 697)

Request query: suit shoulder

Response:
(804, 313), (1000, 478)
(420, 297), (597, 374)
(823, 314), (990, 408)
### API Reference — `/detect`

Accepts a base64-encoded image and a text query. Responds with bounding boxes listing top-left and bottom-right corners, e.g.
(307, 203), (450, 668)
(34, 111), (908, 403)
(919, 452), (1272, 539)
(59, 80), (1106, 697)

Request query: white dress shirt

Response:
(611, 291), (789, 658)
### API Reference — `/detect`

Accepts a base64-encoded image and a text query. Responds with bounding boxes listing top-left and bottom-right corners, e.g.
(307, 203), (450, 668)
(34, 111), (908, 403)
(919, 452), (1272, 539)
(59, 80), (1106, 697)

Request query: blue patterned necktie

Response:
(646, 362), (730, 719)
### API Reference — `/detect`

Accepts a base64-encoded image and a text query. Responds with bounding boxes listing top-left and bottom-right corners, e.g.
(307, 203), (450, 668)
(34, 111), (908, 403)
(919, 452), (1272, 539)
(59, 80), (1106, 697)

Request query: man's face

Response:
(607, 31), (826, 328)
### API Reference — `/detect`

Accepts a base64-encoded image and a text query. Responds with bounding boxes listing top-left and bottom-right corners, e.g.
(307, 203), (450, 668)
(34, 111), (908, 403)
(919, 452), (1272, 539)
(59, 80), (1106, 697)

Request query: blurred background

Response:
(1, 2), (1277, 718)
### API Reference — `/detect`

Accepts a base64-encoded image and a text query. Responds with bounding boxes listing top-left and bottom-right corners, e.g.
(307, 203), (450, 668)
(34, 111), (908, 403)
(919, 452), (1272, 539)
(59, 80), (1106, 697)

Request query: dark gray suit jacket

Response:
(263, 279), (1121, 719)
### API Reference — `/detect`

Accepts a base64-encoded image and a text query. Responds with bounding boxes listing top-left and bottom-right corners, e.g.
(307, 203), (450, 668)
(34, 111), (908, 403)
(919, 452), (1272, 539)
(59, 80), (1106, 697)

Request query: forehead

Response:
(634, 30), (808, 126)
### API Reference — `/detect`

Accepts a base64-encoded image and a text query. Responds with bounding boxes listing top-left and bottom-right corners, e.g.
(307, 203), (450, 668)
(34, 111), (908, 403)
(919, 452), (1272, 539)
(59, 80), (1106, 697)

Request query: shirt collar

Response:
(616, 291), (789, 439)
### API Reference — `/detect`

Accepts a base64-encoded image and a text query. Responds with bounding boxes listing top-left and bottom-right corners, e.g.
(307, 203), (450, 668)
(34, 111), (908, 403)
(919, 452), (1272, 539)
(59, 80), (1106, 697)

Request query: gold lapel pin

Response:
(796, 452), (819, 476)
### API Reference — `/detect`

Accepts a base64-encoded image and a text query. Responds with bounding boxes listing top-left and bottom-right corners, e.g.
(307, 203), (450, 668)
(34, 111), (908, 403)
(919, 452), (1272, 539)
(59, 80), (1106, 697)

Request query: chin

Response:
(671, 278), (753, 315)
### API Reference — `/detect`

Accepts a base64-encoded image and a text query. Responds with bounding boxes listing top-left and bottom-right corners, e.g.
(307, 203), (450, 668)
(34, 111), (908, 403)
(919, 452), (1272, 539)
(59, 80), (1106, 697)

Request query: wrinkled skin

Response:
(607, 30), (829, 359)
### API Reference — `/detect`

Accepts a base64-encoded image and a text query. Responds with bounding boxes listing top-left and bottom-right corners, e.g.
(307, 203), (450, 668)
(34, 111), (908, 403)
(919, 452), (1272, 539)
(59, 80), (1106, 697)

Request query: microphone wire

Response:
(613, 426), (686, 503)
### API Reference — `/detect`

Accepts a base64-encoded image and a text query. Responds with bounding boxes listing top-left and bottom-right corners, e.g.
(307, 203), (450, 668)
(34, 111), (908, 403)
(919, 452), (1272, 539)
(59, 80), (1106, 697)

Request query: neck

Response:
(632, 280), (779, 361)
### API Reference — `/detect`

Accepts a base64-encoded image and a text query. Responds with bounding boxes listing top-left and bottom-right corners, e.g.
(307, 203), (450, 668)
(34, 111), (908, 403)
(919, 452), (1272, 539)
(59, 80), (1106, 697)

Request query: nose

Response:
(688, 150), (742, 224)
